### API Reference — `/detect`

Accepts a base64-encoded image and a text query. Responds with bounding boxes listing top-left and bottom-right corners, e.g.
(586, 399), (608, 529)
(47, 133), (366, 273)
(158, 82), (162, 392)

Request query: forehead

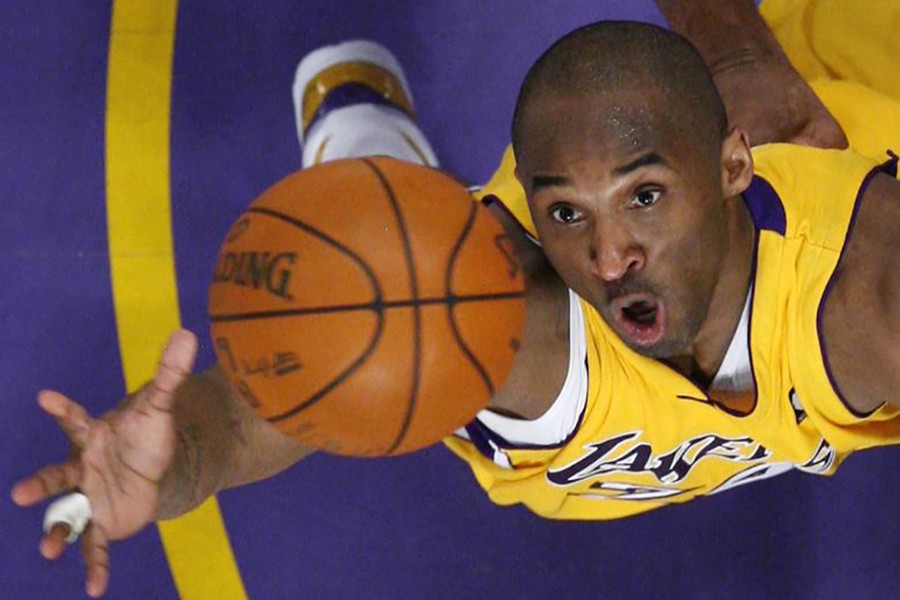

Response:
(516, 88), (685, 176)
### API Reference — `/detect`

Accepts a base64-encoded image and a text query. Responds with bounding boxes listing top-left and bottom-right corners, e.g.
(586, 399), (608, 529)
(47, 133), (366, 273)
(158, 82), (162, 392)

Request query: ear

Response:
(720, 127), (754, 198)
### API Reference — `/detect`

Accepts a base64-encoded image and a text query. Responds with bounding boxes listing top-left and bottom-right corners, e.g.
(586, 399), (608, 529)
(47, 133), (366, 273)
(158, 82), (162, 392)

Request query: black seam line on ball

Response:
(243, 205), (387, 304)
(242, 205), (386, 422)
(444, 201), (496, 397)
(361, 158), (421, 455)
(207, 291), (525, 322)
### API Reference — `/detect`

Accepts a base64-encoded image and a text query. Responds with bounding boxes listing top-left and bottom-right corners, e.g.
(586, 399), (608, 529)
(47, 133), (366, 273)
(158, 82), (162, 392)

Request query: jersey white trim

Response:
(462, 286), (751, 451)
(710, 286), (754, 394)
(472, 289), (588, 446)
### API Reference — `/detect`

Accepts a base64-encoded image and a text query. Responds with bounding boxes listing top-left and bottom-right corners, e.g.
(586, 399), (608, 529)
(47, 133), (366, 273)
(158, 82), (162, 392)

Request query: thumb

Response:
(142, 330), (199, 413)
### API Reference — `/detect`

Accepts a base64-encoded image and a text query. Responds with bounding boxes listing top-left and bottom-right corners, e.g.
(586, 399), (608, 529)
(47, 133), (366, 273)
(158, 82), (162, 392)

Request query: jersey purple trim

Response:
(883, 150), (899, 177)
(305, 83), (410, 135)
(742, 176), (787, 234)
(816, 152), (898, 419)
(463, 418), (515, 459)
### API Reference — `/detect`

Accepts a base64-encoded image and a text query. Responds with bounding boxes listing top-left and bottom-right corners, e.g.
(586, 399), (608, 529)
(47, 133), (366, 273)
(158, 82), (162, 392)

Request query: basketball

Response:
(208, 157), (525, 457)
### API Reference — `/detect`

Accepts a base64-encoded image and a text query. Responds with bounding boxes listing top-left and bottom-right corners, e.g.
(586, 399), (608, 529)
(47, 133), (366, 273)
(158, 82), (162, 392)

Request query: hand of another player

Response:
(712, 53), (848, 149)
(10, 330), (198, 598)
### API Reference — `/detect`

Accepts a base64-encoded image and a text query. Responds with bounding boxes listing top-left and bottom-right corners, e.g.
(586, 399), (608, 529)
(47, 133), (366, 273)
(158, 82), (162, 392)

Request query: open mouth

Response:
(612, 295), (665, 346)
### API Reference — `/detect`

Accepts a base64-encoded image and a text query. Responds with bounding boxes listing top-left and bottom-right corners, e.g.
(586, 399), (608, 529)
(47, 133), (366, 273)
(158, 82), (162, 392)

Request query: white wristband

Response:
(43, 492), (92, 543)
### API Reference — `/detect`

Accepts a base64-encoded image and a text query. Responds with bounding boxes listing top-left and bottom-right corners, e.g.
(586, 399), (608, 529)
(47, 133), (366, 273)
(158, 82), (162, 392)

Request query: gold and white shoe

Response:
(292, 40), (438, 168)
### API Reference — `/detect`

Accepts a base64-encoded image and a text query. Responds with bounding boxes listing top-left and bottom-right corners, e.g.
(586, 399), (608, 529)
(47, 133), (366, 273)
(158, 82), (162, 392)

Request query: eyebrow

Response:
(613, 151), (668, 176)
(530, 151), (669, 192)
(531, 175), (570, 193)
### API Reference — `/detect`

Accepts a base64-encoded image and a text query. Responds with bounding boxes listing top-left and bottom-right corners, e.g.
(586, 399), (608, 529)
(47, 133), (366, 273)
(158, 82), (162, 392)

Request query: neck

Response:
(687, 195), (755, 385)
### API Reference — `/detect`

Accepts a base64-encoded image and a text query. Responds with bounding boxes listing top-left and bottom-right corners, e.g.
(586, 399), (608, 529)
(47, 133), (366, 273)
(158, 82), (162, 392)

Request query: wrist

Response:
(705, 43), (789, 80)
(154, 369), (234, 520)
(155, 425), (204, 520)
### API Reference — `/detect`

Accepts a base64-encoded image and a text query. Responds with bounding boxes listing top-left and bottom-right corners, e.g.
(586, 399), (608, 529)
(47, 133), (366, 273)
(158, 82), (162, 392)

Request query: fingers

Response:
(141, 330), (198, 413)
(32, 501), (110, 597)
(38, 389), (93, 448)
(40, 522), (72, 560)
(11, 461), (82, 507)
(35, 512), (110, 598)
(43, 491), (92, 538)
(82, 524), (111, 598)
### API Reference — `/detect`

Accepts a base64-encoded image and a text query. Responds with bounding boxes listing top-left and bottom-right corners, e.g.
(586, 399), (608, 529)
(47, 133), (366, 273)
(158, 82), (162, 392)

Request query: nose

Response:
(588, 222), (645, 282)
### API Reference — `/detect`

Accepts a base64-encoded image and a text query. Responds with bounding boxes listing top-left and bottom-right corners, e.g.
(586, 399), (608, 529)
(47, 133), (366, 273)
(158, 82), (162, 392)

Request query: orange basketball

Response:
(208, 157), (525, 456)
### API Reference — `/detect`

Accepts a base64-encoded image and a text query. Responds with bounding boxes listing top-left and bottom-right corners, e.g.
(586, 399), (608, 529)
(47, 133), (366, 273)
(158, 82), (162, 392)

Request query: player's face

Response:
(516, 90), (732, 359)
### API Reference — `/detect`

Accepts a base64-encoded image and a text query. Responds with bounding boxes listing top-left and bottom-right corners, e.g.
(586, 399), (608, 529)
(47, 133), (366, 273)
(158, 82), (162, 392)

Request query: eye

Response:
(630, 189), (661, 209)
(549, 204), (583, 224)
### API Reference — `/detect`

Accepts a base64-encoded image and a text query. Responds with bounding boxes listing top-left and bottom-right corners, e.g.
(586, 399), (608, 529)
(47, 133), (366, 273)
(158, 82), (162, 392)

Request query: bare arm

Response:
(484, 201), (571, 420)
(156, 364), (313, 519)
(822, 173), (900, 413)
(655, 0), (847, 149)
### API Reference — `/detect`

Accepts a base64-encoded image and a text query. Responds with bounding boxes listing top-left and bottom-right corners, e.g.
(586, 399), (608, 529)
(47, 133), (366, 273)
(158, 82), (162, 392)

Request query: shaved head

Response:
(512, 21), (727, 160)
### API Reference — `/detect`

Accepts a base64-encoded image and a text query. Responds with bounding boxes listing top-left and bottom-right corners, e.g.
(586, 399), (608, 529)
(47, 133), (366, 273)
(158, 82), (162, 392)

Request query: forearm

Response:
(656, 0), (846, 148)
(156, 365), (314, 519)
(655, 0), (786, 72)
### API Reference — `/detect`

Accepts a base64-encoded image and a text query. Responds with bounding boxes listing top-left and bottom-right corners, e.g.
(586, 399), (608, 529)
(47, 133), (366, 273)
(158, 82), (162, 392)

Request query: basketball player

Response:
(11, 2), (897, 597)
(446, 19), (900, 521)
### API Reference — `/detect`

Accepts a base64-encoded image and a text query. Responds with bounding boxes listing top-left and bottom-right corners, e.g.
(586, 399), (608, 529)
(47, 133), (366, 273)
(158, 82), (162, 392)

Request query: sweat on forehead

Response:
(511, 21), (727, 157)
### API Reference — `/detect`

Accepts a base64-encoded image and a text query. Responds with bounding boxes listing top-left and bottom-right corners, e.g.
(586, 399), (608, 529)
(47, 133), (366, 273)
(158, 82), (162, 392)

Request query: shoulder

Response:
(750, 144), (887, 199)
(476, 145), (538, 238)
(749, 144), (888, 199)
(819, 157), (900, 414)
(747, 144), (892, 244)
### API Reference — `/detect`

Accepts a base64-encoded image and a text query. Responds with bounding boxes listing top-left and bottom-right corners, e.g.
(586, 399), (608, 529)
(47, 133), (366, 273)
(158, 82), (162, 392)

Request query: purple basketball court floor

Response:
(4, 1), (898, 598)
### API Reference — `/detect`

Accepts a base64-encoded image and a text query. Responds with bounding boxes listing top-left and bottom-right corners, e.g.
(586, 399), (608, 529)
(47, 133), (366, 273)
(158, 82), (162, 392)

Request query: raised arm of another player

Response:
(655, 0), (848, 149)
(10, 330), (313, 598)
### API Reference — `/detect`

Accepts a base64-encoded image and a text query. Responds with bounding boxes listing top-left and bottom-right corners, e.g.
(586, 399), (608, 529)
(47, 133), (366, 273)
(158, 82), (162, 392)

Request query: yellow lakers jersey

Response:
(743, 144), (900, 455)
(445, 143), (898, 521)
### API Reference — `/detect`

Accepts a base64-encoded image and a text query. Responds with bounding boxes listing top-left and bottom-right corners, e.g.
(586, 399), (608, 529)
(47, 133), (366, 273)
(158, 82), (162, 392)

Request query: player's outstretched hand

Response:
(10, 330), (198, 598)
(713, 53), (848, 150)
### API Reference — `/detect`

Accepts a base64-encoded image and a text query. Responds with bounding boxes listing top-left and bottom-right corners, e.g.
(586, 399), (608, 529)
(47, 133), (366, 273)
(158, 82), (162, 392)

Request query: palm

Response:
(78, 387), (177, 540)
(11, 330), (197, 597)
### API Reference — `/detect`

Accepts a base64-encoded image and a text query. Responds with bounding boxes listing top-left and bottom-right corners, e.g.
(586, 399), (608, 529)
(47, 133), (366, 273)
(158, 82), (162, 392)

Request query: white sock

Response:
(302, 104), (438, 168)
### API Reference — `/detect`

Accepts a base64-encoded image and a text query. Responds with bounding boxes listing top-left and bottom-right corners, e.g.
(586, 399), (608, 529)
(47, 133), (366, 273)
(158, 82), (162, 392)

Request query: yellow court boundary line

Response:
(106, 1), (248, 598)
